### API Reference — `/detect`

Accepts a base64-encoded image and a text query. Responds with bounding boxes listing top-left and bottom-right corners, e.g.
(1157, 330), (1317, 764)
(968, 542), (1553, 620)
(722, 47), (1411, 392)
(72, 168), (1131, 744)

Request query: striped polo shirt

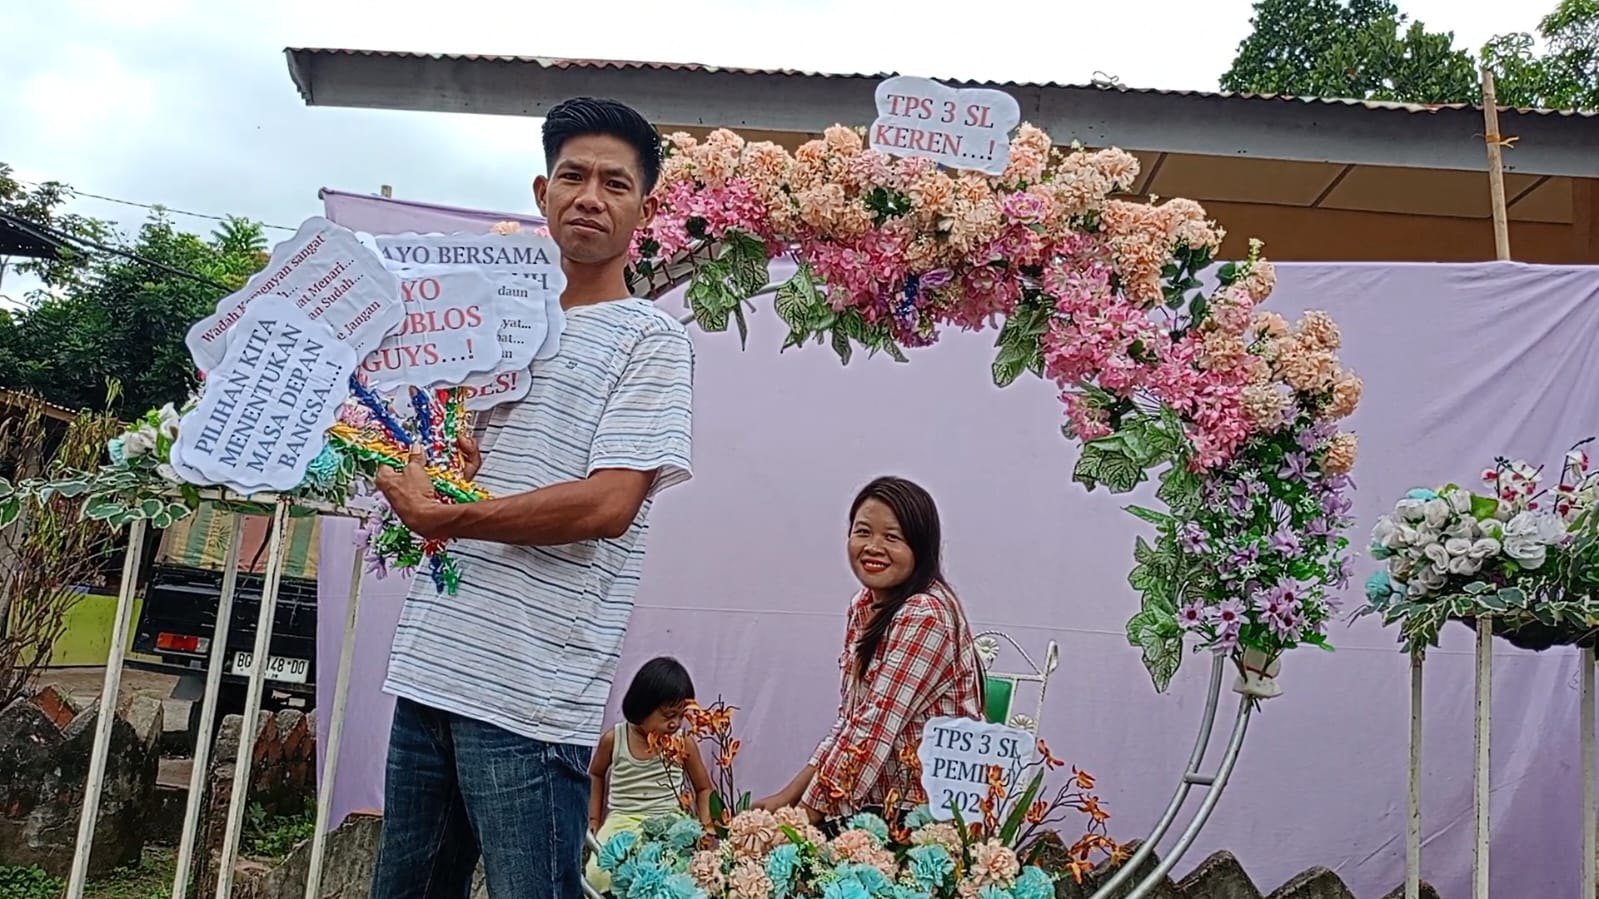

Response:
(383, 298), (694, 746)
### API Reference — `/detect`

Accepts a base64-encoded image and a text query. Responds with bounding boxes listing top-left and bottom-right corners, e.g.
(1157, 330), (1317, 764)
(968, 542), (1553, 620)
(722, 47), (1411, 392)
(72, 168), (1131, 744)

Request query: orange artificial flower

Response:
(1025, 800), (1048, 824)
(1037, 740), (1066, 770)
(1072, 767), (1096, 790)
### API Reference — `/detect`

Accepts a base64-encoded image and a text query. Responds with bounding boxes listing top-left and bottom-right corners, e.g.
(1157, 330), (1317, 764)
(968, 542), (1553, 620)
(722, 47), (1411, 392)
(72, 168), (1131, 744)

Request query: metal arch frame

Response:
(669, 297), (1257, 899)
(63, 490), (370, 899)
(1089, 655), (1254, 899)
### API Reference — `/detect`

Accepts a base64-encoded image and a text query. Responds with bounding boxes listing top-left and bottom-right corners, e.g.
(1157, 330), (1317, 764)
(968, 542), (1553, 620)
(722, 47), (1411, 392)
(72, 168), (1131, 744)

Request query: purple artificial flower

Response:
(1278, 453), (1312, 482)
(1211, 596), (1246, 629)
(1268, 528), (1303, 558)
(1258, 579), (1302, 617)
(1179, 521), (1210, 554)
(1326, 555), (1352, 590)
(1213, 624), (1241, 653)
(1320, 489), (1353, 519)
(1178, 600), (1207, 631)
(1305, 517), (1334, 539)
(1296, 421), (1334, 452)
(919, 268), (954, 290)
(1269, 606), (1303, 641)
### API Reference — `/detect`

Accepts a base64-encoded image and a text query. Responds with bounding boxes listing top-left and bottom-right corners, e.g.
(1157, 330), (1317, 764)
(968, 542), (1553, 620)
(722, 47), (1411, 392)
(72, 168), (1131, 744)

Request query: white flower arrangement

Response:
(1360, 446), (1599, 652)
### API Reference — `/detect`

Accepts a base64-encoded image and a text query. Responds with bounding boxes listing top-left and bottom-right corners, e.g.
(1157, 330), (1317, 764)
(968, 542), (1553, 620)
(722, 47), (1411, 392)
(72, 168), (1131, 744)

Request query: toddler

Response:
(587, 657), (712, 889)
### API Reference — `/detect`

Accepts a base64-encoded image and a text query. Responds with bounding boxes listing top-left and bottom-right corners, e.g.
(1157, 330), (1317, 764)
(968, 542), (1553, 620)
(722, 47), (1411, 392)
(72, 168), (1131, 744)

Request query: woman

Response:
(755, 476), (983, 824)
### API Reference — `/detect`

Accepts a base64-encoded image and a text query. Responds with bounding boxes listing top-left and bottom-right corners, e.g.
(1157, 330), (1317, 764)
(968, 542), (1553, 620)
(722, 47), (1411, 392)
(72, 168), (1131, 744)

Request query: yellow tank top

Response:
(607, 723), (688, 817)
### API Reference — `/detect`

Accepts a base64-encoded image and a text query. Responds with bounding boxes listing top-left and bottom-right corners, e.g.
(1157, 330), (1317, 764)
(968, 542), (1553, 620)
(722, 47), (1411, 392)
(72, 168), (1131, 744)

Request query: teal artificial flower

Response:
(1406, 488), (1439, 501)
(641, 815), (676, 840)
(1012, 867), (1054, 899)
(613, 856), (638, 895)
(666, 817), (704, 851)
(598, 830), (639, 872)
(107, 436), (127, 466)
(844, 812), (890, 844)
(821, 879), (871, 899)
(1365, 569), (1394, 604)
(661, 872), (707, 899)
(841, 863), (891, 894)
(979, 886), (1016, 899)
(626, 864), (667, 898)
(766, 843), (801, 898)
(905, 844), (955, 890)
(903, 805), (934, 829)
(635, 843), (665, 869)
(300, 443), (345, 492)
(886, 887), (932, 899)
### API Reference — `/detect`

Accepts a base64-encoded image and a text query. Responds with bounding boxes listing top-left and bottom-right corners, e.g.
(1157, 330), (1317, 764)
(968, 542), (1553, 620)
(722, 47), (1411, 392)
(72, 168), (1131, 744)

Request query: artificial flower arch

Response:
(619, 123), (1363, 691)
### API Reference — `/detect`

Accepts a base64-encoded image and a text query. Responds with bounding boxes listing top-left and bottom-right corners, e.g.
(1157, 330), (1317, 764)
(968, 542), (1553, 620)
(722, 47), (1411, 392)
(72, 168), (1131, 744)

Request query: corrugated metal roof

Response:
(284, 47), (1598, 119)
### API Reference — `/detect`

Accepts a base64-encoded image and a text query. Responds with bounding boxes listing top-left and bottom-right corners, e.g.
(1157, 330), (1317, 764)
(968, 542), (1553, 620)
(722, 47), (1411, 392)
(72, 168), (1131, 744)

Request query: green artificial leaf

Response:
(1471, 494), (1500, 520)
(1073, 440), (1145, 493)
(720, 230), (771, 298)
(50, 479), (89, 498)
(1124, 504), (1173, 528)
(0, 497), (20, 529)
(1000, 771), (1045, 844)
(774, 265), (821, 328)
(1156, 463), (1203, 512)
(733, 302), (749, 348)
(84, 499), (123, 521)
(1463, 581), (1491, 595)
(165, 502), (193, 523)
(830, 329), (853, 365)
(1498, 587), (1529, 609)
(1126, 607), (1183, 693)
(0, 478), (13, 502)
(150, 511), (173, 530)
(1532, 603), (1558, 627)
(693, 299), (731, 333)
(991, 342), (1031, 388)
(139, 497), (163, 518)
(1475, 590), (1509, 613)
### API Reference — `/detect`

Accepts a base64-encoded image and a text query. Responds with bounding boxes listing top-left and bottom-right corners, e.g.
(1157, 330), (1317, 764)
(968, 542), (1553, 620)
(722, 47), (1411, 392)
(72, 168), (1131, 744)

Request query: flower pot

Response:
(1232, 648), (1283, 699)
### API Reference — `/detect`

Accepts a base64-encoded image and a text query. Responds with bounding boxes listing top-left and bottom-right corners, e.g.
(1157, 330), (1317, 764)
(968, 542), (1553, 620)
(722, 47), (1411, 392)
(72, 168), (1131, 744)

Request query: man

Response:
(371, 97), (693, 898)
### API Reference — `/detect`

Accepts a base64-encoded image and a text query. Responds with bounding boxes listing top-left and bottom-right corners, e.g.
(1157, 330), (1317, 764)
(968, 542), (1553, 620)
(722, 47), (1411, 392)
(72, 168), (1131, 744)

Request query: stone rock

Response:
(1379, 883), (1441, 899)
(1178, 851), (1262, 899)
(232, 812), (382, 899)
(0, 685), (163, 878)
(1266, 866), (1356, 899)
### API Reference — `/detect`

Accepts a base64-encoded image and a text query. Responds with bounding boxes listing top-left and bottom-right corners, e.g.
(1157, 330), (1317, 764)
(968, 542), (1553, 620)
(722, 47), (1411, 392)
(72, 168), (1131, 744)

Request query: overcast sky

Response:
(2, 0), (1548, 285)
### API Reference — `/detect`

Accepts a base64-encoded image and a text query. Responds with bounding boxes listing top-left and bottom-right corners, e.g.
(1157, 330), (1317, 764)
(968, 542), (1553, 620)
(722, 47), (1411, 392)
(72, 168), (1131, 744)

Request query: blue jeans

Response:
(371, 698), (592, 899)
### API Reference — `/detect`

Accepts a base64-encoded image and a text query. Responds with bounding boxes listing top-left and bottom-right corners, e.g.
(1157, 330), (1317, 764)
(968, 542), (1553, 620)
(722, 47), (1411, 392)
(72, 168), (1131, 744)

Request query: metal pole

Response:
(215, 498), (292, 899)
(171, 512), (247, 899)
(302, 544), (368, 899)
(1406, 651), (1423, 899)
(1090, 655), (1226, 897)
(64, 519), (148, 899)
(1121, 697), (1253, 899)
(1583, 645), (1596, 899)
(1473, 617), (1493, 899)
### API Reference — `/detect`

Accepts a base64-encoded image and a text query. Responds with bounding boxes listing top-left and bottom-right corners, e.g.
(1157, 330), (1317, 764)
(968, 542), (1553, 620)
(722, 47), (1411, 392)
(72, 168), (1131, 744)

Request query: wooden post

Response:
(1480, 69), (1513, 262)
(1583, 647), (1596, 899)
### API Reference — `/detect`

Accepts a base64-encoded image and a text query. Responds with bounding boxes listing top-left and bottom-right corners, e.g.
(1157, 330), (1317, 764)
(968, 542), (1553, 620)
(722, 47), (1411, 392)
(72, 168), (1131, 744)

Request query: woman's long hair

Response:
(850, 476), (949, 678)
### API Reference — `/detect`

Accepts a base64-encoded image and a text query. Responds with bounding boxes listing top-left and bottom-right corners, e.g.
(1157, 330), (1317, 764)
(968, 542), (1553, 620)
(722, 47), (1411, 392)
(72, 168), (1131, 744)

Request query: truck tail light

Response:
(156, 632), (206, 653)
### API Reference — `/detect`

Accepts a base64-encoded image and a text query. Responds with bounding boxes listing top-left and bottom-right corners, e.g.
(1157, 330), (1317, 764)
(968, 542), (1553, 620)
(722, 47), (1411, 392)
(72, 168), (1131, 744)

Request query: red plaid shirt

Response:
(804, 587), (983, 816)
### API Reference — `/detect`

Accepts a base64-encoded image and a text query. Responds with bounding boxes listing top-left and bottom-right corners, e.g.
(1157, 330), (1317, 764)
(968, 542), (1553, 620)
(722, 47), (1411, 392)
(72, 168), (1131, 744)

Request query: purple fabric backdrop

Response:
(317, 191), (1599, 897)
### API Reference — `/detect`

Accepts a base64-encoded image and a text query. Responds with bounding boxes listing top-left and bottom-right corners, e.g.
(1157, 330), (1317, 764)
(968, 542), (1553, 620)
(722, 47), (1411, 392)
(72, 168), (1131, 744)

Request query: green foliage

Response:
(0, 162), (109, 297)
(1221, 0), (1478, 103)
(1482, 0), (1599, 111)
(0, 166), (267, 415)
(243, 801), (316, 860)
(1223, 0), (1598, 111)
(0, 864), (62, 899)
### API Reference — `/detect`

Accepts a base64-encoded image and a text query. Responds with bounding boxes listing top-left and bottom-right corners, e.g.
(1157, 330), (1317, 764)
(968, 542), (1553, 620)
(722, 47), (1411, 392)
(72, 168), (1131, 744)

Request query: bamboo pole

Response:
(1480, 69), (1513, 262)
(1583, 647), (1596, 899)
(1406, 652), (1423, 899)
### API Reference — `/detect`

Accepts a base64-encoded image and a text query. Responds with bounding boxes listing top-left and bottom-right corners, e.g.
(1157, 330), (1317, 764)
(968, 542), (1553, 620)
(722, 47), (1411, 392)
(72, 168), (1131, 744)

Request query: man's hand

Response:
(374, 444), (443, 537)
(457, 433), (482, 481)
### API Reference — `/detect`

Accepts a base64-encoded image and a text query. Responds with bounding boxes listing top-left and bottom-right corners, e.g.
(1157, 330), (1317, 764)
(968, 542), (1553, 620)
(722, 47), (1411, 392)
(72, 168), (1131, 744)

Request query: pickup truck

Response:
(129, 505), (321, 735)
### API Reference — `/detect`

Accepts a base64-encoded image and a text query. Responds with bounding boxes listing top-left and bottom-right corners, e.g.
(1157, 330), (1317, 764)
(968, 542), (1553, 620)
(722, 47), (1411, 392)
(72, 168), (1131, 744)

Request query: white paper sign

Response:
(173, 295), (357, 493)
(359, 270), (505, 389)
(187, 217), (400, 372)
(870, 76), (1021, 176)
(917, 716), (1036, 821)
(460, 367), (533, 412)
(491, 278), (550, 373)
(376, 231), (566, 361)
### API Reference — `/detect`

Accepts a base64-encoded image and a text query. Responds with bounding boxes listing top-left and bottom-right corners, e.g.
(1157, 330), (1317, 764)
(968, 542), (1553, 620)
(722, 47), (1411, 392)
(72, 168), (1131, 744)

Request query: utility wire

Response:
(1, 211), (233, 293)
(15, 177), (297, 232)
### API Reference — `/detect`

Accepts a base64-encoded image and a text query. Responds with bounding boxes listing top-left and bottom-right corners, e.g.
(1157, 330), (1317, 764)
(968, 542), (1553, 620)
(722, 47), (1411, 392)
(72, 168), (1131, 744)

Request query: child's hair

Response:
(621, 656), (696, 725)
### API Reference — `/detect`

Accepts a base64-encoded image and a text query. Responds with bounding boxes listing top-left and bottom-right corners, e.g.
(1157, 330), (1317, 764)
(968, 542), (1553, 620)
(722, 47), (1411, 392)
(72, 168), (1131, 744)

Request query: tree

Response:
(1220, 0), (1479, 104)
(0, 174), (267, 414)
(0, 163), (108, 301)
(1223, 0), (1599, 110)
(1483, 0), (1599, 111)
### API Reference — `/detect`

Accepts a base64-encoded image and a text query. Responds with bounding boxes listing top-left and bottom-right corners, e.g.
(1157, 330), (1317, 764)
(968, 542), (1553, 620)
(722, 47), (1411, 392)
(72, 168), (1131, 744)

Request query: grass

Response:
(242, 801), (316, 861)
(0, 847), (177, 899)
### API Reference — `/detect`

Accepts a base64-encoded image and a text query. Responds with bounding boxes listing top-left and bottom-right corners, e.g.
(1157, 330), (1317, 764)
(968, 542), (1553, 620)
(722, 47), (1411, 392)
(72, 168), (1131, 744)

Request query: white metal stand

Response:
(302, 545), (366, 898)
(171, 513), (247, 899)
(1584, 646), (1597, 899)
(61, 489), (370, 899)
(64, 518), (149, 899)
(1473, 618), (1492, 899)
(1406, 651), (1422, 899)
